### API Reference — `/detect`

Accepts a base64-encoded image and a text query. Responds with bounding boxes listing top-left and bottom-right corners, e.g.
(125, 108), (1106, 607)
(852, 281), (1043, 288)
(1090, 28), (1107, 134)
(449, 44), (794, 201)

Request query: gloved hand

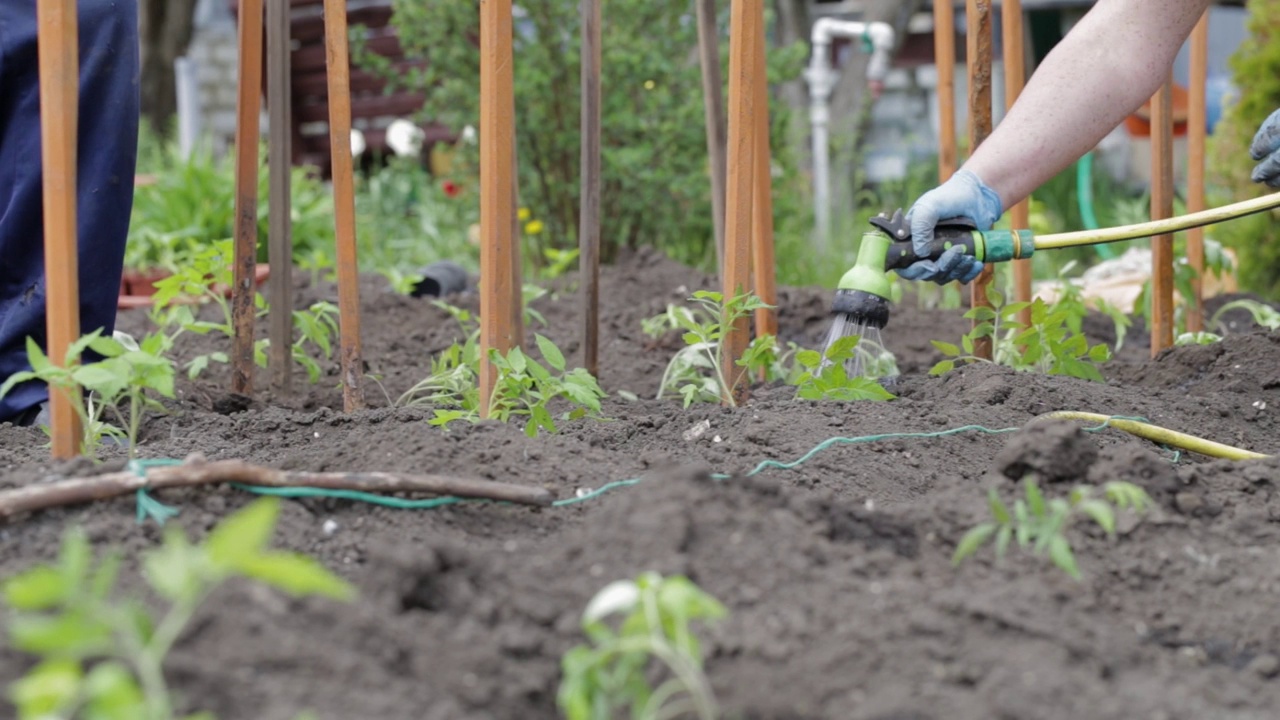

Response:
(898, 169), (1003, 284)
(1251, 109), (1280, 188)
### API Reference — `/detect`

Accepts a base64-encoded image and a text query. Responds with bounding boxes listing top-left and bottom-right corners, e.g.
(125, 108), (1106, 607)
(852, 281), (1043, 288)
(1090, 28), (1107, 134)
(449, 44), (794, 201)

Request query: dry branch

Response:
(0, 458), (555, 521)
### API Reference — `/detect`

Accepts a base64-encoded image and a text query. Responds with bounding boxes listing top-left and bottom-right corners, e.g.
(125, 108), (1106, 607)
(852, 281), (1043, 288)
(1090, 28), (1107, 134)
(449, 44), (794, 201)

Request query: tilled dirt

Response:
(1, 249), (1279, 720)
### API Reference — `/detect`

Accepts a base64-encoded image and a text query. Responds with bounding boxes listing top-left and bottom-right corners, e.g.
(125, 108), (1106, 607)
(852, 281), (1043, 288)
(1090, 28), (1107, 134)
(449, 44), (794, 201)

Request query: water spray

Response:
(826, 191), (1280, 359)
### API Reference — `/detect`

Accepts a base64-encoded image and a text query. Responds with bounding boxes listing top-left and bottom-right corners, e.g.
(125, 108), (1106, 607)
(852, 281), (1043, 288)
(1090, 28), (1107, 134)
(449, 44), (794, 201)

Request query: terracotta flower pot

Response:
(118, 265), (272, 310)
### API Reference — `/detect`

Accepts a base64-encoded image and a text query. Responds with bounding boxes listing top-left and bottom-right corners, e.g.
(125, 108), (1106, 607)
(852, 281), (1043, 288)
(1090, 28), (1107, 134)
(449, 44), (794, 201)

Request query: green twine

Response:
(131, 415), (1164, 519)
(127, 458), (184, 526)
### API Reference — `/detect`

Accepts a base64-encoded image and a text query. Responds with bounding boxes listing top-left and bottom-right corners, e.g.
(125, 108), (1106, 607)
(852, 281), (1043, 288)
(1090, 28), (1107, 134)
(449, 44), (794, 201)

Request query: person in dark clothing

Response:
(0, 0), (140, 425)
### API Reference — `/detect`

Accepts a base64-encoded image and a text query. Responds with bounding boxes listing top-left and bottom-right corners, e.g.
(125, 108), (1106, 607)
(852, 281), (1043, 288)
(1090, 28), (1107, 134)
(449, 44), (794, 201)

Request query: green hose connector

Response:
(838, 230), (893, 297)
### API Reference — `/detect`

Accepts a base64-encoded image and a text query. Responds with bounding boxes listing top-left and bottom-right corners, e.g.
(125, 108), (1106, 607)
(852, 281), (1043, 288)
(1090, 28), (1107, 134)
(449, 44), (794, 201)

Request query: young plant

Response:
(650, 291), (774, 407)
(792, 336), (895, 402)
(952, 477), (1152, 580)
(0, 330), (175, 458)
(396, 337), (480, 410)
(3, 498), (353, 720)
(931, 287), (1112, 382)
(1209, 298), (1280, 333)
(558, 572), (725, 720)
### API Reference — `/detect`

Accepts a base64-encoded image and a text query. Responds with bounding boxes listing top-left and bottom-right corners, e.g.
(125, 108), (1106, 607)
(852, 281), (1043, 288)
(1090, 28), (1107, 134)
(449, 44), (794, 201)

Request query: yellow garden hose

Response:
(1043, 412), (1270, 461)
(1035, 191), (1280, 250)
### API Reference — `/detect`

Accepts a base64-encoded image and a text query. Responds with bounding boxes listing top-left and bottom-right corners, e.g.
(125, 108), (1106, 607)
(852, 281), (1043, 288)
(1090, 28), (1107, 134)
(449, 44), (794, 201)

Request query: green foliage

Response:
(1207, 0), (1280, 298)
(149, 240), (339, 384)
(377, 0), (805, 272)
(2, 499), (353, 720)
(127, 142), (334, 271)
(0, 330), (175, 459)
(930, 285), (1112, 382)
(792, 336), (896, 402)
(558, 572), (724, 720)
(648, 291), (776, 408)
(1209, 298), (1280, 332)
(952, 478), (1152, 580)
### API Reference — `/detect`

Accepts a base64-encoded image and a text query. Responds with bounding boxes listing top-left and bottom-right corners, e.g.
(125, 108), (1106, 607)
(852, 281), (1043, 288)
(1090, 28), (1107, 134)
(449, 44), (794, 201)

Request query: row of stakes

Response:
(33, 0), (1213, 460)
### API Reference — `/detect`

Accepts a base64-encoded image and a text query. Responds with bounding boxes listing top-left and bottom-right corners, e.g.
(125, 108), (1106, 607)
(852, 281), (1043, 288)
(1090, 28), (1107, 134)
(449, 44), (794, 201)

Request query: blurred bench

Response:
(226, 0), (455, 177)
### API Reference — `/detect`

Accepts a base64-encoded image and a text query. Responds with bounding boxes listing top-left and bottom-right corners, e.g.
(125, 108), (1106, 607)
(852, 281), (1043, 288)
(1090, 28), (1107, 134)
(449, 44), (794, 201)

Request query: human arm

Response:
(898, 0), (1211, 283)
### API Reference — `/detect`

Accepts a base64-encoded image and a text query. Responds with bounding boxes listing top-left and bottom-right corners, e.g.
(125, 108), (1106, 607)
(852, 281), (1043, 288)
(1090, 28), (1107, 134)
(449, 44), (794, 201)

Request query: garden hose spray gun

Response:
(826, 191), (1280, 354)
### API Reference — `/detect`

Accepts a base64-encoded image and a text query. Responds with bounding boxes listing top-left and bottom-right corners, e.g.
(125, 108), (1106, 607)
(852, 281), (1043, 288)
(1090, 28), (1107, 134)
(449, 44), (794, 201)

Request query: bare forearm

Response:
(964, 0), (1211, 209)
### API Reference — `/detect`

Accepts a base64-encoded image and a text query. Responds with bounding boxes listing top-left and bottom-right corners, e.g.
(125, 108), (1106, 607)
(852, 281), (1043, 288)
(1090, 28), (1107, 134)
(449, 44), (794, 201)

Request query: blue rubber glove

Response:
(899, 169), (1003, 284)
(1251, 109), (1280, 188)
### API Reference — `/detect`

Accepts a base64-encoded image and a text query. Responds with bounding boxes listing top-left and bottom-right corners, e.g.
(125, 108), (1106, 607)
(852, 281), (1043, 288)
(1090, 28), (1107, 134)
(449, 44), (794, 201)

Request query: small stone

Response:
(1175, 492), (1204, 516)
(712, 435), (722, 443)
(1253, 400), (1268, 411)
(1248, 654), (1280, 679)
(322, 519), (339, 536)
(683, 419), (711, 441)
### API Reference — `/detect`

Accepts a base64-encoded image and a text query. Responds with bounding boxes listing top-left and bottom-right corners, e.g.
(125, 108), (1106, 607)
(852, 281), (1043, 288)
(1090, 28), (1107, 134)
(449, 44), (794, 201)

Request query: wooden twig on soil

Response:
(0, 457), (555, 521)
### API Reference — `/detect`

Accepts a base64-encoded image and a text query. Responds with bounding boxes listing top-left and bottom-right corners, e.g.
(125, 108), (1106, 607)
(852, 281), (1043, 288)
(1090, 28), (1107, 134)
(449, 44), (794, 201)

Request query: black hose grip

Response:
(884, 220), (981, 271)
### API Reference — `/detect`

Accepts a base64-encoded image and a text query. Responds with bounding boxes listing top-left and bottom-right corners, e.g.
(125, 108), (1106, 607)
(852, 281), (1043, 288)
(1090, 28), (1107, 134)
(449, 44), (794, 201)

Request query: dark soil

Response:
(2, 248), (1279, 720)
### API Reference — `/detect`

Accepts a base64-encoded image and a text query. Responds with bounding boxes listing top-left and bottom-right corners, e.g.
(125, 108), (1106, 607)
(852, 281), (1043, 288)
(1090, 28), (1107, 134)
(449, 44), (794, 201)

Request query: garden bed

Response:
(2, 248), (1279, 720)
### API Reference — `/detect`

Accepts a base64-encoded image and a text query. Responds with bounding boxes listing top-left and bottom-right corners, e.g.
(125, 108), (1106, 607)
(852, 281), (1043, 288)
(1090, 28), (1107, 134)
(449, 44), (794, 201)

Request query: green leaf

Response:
(795, 349), (822, 369)
(987, 487), (1011, 524)
(236, 552), (355, 600)
(507, 348), (528, 375)
(83, 661), (146, 720)
(929, 360), (955, 376)
(1025, 478), (1046, 518)
(9, 658), (82, 719)
(205, 498), (280, 571)
(965, 306), (997, 322)
(25, 337), (52, 375)
(962, 332), (974, 355)
(535, 335), (566, 372)
(143, 528), (203, 603)
(1077, 499), (1117, 535)
(930, 340), (960, 356)
(993, 524), (1013, 560)
(952, 523), (996, 566)
(825, 335), (861, 363)
(86, 334), (126, 359)
(10, 612), (113, 657)
(1088, 343), (1111, 362)
(3, 567), (66, 611)
(1047, 535), (1081, 579)
(72, 364), (127, 399)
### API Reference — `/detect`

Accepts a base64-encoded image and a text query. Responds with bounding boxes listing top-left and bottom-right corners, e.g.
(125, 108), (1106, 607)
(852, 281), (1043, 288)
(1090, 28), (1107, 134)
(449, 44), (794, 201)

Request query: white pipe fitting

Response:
(803, 18), (896, 252)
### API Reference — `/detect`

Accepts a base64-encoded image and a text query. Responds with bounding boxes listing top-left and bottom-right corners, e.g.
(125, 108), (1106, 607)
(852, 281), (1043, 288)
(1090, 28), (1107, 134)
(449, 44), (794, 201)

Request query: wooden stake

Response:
(323, 0), (367, 411)
(933, 0), (957, 180)
(697, 0), (727, 277)
(579, 0), (602, 378)
(1150, 77), (1175, 356)
(1185, 13), (1209, 333)
(1002, 0), (1032, 327)
(36, 0), (83, 459)
(479, 0), (516, 417)
(231, 0), (265, 397)
(966, 0), (994, 360)
(720, 0), (760, 406)
(0, 456), (555, 520)
(268, 0), (294, 394)
(511, 132), (525, 350)
(751, 16), (777, 357)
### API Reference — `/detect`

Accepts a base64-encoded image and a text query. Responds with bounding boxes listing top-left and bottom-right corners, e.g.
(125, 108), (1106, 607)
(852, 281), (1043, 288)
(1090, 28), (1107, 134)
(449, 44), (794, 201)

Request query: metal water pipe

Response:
(803, 18), (895, 252)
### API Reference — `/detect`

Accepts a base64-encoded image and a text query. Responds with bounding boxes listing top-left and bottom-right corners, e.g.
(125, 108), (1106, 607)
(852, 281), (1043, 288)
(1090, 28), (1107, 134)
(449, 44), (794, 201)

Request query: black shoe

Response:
(12, 402), (49, 427)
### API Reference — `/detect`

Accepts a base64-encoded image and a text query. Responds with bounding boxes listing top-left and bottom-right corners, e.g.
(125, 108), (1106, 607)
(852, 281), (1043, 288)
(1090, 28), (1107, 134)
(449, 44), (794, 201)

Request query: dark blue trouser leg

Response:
(0, 0), (140, 423)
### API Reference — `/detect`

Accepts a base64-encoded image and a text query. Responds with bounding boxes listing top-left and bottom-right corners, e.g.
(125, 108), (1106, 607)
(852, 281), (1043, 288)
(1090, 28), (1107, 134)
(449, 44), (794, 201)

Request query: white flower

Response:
(461, 125), (478, 145)
(582, 580), (639, 624)
(386, 118), (426, 157)
(350, 128), (367, 158)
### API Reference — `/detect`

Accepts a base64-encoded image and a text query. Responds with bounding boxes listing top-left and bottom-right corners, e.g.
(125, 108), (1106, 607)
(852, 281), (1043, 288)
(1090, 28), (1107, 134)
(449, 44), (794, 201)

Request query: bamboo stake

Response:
(231, 0), (265, 397)
(0, 457), (555, 520)
(1002, 0), (1032, 328)
(697, 0), (727, 277)
(479, 0), (516, 417)
(268, 0), (294, 393)
(720, 0), (760, 405)
(933, 0), (957, 180)
(1186, 13), (1209, 333)
(37, 0), (83, 459)
(751, 17), (777, 358)
(323, 0), (367, 411)
(1150, 77), (1175, 356)
(966, 0), (994, 360)
(580, 0), (602, 377)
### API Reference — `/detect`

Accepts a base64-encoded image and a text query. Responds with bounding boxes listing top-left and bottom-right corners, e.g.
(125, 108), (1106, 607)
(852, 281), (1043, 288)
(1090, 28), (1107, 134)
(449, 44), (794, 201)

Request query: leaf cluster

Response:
(931, 286), (1112, 382)
(558, 572), (725, 720)
(953, 478), (1152, 580)
(0, 329), (175, 458)
(793, 336), (896, 402)
(2, 499), (352, 720)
